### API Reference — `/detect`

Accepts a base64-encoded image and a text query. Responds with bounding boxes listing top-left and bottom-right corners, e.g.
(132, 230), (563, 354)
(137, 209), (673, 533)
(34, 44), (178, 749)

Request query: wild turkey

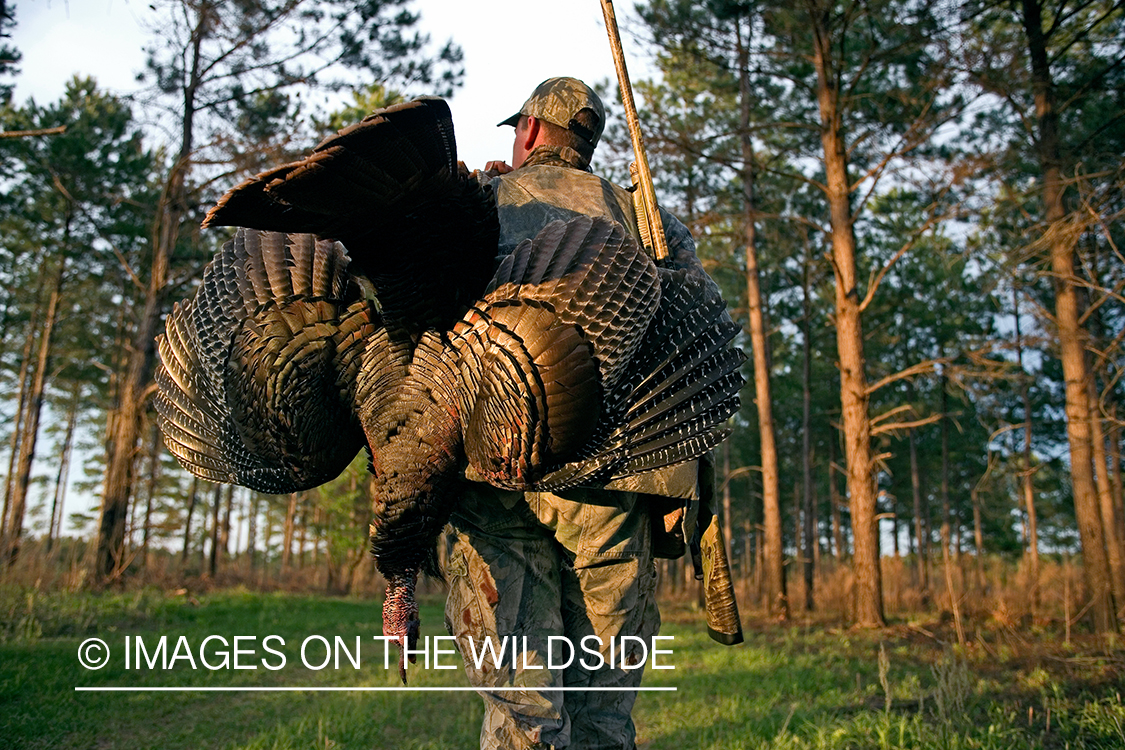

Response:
(155, 97), (744, 682)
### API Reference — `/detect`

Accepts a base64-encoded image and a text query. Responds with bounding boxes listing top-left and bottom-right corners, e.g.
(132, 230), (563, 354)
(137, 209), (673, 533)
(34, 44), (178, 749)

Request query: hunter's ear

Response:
(521, 116), (541, 150)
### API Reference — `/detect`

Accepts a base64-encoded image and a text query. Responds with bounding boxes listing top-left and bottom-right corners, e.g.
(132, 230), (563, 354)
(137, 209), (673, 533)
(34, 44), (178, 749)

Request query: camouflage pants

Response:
(445, 483), (660, 750)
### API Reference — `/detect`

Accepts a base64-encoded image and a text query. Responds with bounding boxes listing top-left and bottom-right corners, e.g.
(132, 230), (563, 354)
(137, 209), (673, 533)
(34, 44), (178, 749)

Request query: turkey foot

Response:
(382, 571), (420, 684)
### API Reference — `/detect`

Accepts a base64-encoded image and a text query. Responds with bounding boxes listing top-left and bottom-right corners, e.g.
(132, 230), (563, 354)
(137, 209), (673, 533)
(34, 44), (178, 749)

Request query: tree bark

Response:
(1020, 0), (1116, 632)
(140, 421), (162, 570)
(208, 484), (222, 577)
(47, 384), (81, 553)
(247, 494), (259, 570)
(94, 4), (209, 586)
(722, 441), (733, 562)
(909, 426), (930, 599)
(808, 0), (884, 626)
(181, 476), (199, 564)
(1014, 288), (1041, 612)
(737, 18), (787, 620)
(829, 430), (844, 561)
(1089, 380), (1125, 606)
(1, 277), (42, 546)
(971, 484), (985, 591)
(221, 484), (235, 557)
(940, 376), (965, 643)
(802, 250), (816, 611)
(282, 492), (298, 573)
(5, 257), (65, 567)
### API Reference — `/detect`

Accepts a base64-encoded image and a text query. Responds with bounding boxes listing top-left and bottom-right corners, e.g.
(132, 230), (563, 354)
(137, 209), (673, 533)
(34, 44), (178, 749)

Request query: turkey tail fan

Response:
(456, 217), (659, 486)
(536, 266), (746, 490)
(201, 96), (499, 332)
(155, 228), (379, 495)
(485, 216), (660, 391)
(202, 98), (459, 240)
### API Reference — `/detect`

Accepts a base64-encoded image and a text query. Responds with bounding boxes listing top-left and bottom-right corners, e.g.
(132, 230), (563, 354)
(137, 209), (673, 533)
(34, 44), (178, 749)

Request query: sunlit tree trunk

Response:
(939, 378), (964, 643)
(1020, 0), (1116, 632)
(1090, 381), (1125, 606)
(47, 384), (81, 553)
(802, 251), (816, 611)
(1, 281), (40, 546)
(809, 0), (883, 626)
(722, 441), (733, 557)
(140, 422), (162, 570)
(94, 6), (208, 585)
(282, 492), (298, 573)
(737, 18), (787, 619)
(909, 426), (930, 600)
(5, 257), (65, 567)
(971, 484), (985, 591)
(829, 431), (844, 561)
(1014, 288), (1041, 611)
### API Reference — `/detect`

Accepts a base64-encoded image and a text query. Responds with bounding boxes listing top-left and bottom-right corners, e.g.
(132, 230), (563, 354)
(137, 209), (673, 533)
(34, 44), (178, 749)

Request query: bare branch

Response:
(871, 413), (942, 437)
(866, 359), (945, 395)
(0, 125), (67, 139)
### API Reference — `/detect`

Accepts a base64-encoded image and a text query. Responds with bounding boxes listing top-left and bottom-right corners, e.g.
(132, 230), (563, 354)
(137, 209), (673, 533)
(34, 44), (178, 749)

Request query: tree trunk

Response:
(181, 476), (199, 564)
(221, 484), (234, 557)
(1020, 0), (1116, 632)
(940, 378), (965, 643)
(47, 383), (81, 553)
(722, 441), (733, 561)
(737, 19), (787, 620)
(802, 250), (816, 611)
(94, 6), (209, 586)
(971, 484), (985, 591)
(247, 494), (259, 570)
(1014, 288), (1041, 612)
(1090, 380), (1125, 607)
(297, 500), (309, 569)
(5, 257), (65, 567)
(1, 280), (41, 544)
(909, 426), (930, 599)
(809, 0), (884, 626)
(829, 431), (844, 561)
(140, 421), (162, 570)
(208, 484), (223, 577)
(282, 492), (298, 573)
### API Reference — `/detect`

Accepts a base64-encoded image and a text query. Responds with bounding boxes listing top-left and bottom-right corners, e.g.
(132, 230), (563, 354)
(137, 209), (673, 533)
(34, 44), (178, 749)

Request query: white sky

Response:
(9, 0), (653, 529)
(11, 0), (651, 169)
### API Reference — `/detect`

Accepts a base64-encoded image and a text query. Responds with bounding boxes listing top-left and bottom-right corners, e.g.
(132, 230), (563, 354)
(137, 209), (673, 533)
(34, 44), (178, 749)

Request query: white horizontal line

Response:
(75, 686), (676, 692)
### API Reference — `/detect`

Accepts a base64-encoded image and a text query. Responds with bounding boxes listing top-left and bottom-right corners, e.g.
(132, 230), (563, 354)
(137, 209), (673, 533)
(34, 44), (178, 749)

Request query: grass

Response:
(1, 585), (1123, 749)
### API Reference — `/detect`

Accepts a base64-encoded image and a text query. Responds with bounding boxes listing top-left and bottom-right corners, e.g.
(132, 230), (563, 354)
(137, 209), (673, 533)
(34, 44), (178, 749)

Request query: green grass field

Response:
(2, 586), (1123, 749)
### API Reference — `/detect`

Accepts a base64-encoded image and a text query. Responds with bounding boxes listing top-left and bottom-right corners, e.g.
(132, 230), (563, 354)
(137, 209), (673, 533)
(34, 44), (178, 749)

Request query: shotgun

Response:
(600, 0), (743, 647)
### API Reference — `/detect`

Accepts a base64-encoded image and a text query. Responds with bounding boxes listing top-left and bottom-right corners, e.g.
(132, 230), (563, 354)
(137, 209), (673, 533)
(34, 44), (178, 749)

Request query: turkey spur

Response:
(155, 97), (745, 682)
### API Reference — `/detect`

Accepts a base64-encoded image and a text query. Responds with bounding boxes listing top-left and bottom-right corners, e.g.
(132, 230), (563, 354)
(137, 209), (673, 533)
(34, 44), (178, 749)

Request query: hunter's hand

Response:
(484, 160), (513, 176)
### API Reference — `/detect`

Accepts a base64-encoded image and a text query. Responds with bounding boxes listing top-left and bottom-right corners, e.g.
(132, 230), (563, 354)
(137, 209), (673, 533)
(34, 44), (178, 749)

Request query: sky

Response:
(8, 0), (654, 530)
(11, 0), (653, 169)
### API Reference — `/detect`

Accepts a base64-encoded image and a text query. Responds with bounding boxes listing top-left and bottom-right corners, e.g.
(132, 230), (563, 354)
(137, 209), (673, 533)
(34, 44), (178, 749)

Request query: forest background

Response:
(1, 1), (1124, 748)
(0, 0), (1122, 672)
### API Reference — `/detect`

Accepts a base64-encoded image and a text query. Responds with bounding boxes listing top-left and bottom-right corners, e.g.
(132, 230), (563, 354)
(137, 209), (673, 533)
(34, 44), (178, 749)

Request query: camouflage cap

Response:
(498, 77), (605, 149)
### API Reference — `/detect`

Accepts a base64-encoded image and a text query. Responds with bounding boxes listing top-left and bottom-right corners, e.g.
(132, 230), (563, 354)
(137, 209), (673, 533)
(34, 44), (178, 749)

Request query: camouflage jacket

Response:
(485, 145), (719, 302)
(474, 146), (716, 532)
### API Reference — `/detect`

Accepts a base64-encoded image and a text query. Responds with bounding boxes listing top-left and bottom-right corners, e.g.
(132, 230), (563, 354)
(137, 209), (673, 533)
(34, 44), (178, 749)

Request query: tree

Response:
(0, 78), (155, 567)
(962, 0), (1125, 631)
(633, 0), (792, 618)
(761, 0), (965, 625)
